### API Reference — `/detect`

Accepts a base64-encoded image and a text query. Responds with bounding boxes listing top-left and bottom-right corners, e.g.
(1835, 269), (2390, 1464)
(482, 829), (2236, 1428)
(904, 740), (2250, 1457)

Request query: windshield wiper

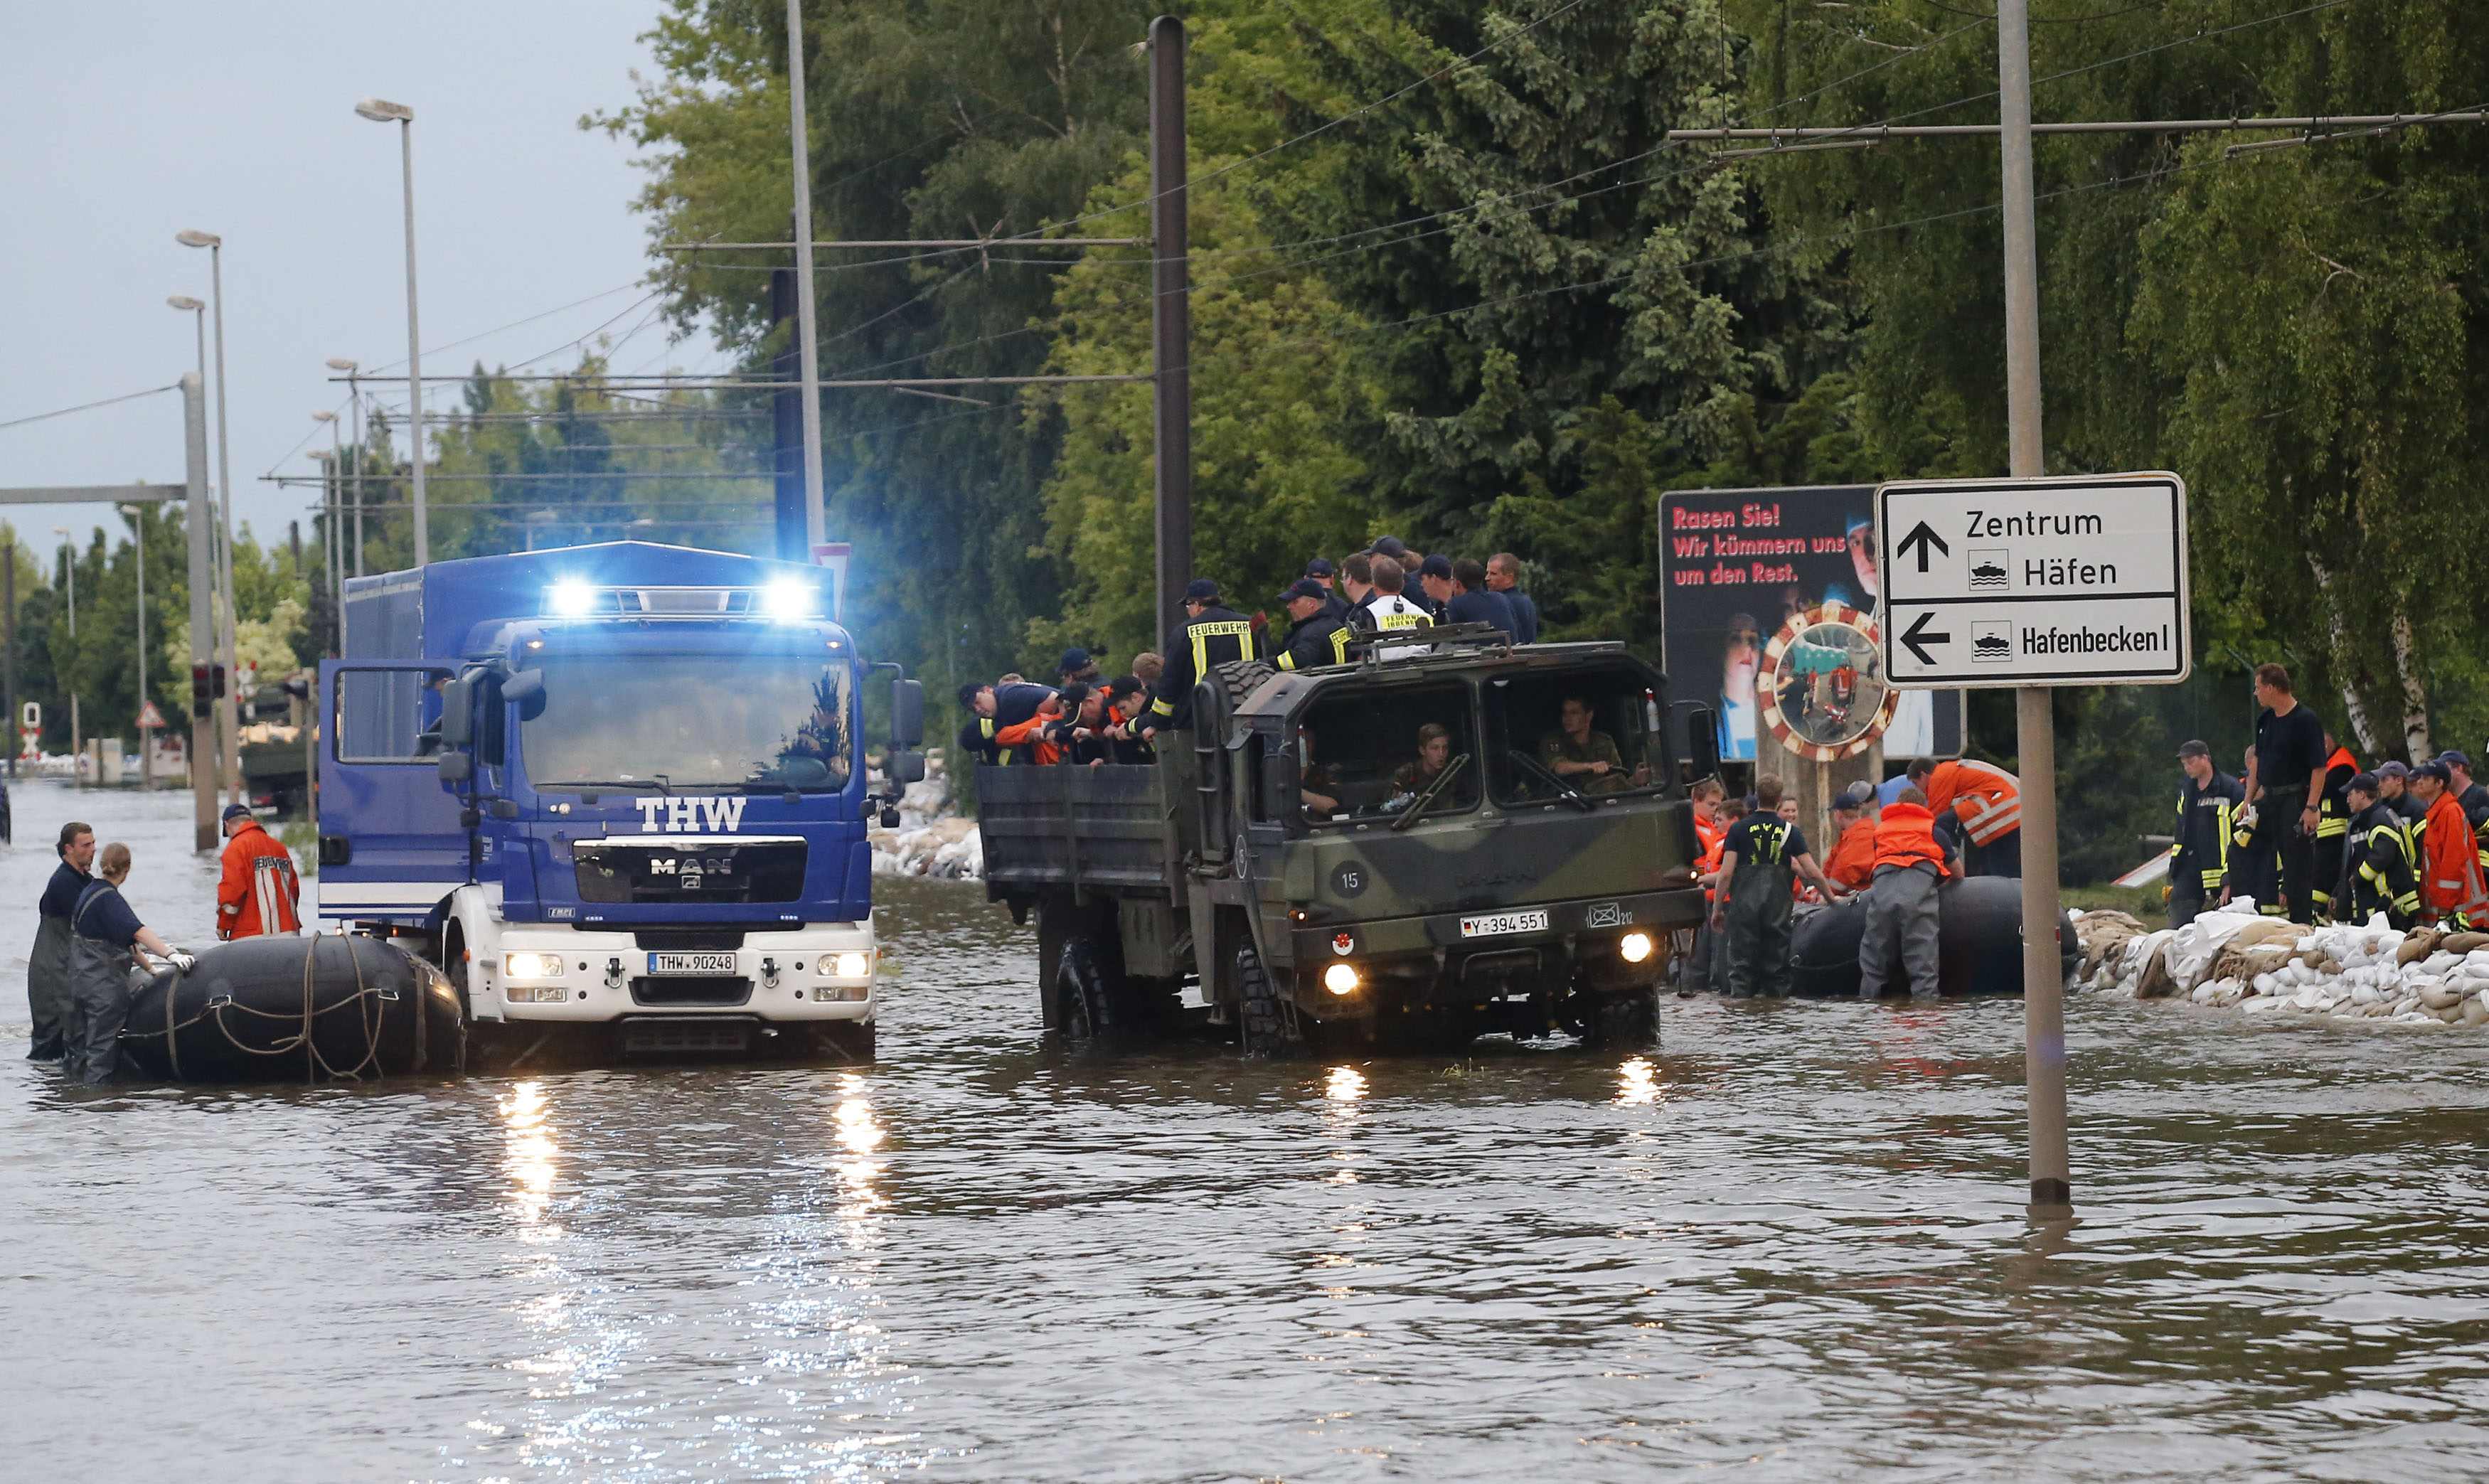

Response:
(1512, 752), (1597, 812)
(1391, 753), (1471, 833)
(543, 779), (671, 794)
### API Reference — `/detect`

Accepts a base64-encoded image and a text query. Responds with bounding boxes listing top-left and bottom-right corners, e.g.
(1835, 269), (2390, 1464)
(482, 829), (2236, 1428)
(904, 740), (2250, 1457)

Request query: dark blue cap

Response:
(222, 803), (253, 823)
(1278, 579), (1328, 603)
(1303, 557), (1336, 578)
(2377, 760), (2409, 779)
(1057, 648), (1093, 675)
(2348, 772), (2380, 796)
(2416, 761), (2452, 784)
(2438, 749), (2473, 770)
(1417, 554), (1453, 580)
(1371, 535), (1408, 559)
(1183, 578), (1221, 603)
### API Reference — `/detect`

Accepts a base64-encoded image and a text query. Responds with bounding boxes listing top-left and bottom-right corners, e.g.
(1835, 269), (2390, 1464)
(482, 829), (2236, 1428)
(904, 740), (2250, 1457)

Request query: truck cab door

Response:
(315, 661), (468, 927)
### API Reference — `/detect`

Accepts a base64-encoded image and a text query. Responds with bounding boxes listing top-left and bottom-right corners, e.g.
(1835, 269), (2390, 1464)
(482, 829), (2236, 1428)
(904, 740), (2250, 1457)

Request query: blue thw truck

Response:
(318, 542), (924, 1062)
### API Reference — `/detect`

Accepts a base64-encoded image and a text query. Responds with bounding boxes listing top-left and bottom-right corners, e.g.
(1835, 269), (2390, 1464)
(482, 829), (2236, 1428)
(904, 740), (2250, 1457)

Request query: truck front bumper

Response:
(476, 924), (879, 1025)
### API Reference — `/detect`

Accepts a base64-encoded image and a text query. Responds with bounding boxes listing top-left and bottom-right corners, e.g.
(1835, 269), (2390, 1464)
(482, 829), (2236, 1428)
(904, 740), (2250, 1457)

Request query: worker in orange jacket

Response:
(1822, 781), (1880, 892)
(1858, 786), (1958, 998)
(1905, 756), (2022, 877)
(2409, 762), (2489, 929)
(993, 692), (1067, 767)
(1690, 790), (1742, 995)
(216, 804), (302, 939)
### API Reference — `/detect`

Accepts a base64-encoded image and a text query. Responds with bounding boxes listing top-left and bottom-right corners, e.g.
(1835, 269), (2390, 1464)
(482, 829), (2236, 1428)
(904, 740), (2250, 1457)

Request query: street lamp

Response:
(326, 358), (365, 575)
(174, 232), (244, 806)
(117, 504), (151, 789)
(355, 97), (427, 564)
(51, 525), (79, 772)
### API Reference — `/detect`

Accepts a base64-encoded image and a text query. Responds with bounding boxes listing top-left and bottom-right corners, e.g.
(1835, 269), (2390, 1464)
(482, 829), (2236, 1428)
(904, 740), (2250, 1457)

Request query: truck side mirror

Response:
(437, 752), (473, 786)
(439, 676), (474, 747)
(888, 748), (926, 786)
(1684, 705), (1720, 784)
(503, 668), (545, 721)
(891, 678), (924, 747)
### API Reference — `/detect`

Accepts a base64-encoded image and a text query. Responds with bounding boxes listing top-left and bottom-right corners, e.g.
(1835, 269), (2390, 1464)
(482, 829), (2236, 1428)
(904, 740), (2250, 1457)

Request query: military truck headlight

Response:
(1619, 931), (1656, 964)
(503, 951), (565, 980)
(1323, 963), (1360, 995)
(821, 951), (872, 979)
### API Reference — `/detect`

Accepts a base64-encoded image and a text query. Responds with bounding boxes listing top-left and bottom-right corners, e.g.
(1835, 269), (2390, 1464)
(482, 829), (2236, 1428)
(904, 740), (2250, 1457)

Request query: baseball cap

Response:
(1371, 535), (1408, 559)
(2175, 740), (2210, 759)
(1277, 578), (1328, 604)
(1836, 781), (1877, 809)
(1303, 557), (1336, 578)
(1417, 553), (1453, 580)
(221, 803), (253, 823)
(1183, 578), (1221, 604)
(2415, 760), (2451, 784)
(2347, 772), (2380, 796)
(2438, 749), (2473, 770)
(1057, 647), (1093, 675)
(2377, 760), (2409, 779)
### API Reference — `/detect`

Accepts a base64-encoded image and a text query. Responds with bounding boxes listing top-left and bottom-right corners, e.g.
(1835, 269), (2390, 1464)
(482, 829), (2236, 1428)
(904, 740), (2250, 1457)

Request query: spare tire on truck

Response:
(1786, 875), (2077, 998)
(117, 934), (465, 1082)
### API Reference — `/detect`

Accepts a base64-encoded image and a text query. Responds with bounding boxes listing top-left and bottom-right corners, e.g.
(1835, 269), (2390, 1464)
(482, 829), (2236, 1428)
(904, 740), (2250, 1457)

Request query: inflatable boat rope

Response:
(140, 932), (407, 1084)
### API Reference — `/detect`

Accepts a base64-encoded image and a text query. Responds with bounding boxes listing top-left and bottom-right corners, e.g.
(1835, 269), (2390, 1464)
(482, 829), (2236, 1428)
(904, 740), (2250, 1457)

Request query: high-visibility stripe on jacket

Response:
(1870, 801), (1951, 876)
(217, 818), (302, 939)
(1275, 614), (1354, 672)
(1149, 607), (1254, 725)
(2315, 746), (2358, 839)
(2346, 801), (2421, 924)
(2170, 769), (2244, 892)
(1924, 759), (2022, 845)
(2417, 791), (2489, 927)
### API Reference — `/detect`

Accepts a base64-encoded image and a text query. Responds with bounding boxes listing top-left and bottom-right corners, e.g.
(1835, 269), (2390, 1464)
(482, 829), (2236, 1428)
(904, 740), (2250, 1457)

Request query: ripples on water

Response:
(4, 782), (2488, 1480)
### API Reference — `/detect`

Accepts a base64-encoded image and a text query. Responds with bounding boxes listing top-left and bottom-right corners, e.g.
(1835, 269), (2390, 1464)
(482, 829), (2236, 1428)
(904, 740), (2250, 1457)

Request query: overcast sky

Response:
(0, 1), (718, 568)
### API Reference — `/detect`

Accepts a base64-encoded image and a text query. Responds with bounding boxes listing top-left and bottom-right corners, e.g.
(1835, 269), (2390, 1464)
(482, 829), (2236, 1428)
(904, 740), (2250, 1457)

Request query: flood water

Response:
(4, 781), (2489, 1481)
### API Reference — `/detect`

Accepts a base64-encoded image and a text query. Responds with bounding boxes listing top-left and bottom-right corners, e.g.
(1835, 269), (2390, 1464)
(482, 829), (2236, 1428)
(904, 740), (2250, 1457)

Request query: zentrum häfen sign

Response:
(1875, 471), (2190, 688)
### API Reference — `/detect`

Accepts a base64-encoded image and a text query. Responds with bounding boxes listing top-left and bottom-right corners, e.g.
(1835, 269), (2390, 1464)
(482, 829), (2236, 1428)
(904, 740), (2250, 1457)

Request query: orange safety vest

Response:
(217, 818), (302, 939)
(1924, 759), (2022, 845)
(1696, 817), (1727, 901)
(1870, 801), (1952, 876)
(2419, 791), (2488, 925)
(1824, 818), (1878, 891)
(994, 709), (1065, 767)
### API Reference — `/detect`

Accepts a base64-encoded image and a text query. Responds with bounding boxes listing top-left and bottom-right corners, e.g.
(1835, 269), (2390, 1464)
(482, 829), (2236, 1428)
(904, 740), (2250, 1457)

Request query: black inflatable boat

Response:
(1788, 875), (2079, 998)
(118, 934), (465, 1083)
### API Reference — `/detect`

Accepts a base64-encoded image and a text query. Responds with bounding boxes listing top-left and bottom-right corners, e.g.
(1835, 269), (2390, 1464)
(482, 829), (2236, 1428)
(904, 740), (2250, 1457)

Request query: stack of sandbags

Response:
(2074, 910), (2147, 983)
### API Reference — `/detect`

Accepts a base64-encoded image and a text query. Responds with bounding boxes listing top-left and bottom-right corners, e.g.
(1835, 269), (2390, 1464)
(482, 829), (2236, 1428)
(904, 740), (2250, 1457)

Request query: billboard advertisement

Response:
(1658, 486), (1961, 764)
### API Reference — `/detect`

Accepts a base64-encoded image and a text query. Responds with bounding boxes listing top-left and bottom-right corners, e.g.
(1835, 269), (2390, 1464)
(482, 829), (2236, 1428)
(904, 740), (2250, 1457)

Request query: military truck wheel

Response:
(1585, 986), (1661, 1050)
(1053, 939), (1121, 1045)
(1210, 658), (1276, 713)
(1235, 946), (1302, 1057)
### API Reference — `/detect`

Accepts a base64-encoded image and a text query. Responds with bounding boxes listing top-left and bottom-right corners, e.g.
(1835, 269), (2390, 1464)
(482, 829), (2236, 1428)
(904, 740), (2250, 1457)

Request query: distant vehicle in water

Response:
(977, 625), (1715, 1054)
(316, 541), (923, 1064)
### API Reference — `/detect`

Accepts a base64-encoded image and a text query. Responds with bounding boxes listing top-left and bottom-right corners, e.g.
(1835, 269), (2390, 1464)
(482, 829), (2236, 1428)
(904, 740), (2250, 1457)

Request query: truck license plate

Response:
(647, 951), (737, 976)
(1460, 909), (1550, 939)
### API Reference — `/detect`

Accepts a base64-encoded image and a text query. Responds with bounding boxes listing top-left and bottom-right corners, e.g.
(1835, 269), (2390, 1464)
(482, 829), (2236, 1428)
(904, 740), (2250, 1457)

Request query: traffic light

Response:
(191, 663), (227, 708)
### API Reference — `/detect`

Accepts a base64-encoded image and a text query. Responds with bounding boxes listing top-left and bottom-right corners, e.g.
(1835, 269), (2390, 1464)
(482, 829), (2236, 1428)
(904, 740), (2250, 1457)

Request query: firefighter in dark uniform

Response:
(2310, 733), (2359, 921)
(2376, 760), (2425, 826)
(1146, 578), (1255, 732)
(2168, 740), (2243, 930)
(956, 683), (1007, 767)
(1274, 580), (1353, 673)
(2224, 744), (2281, 915)
(2337, 773), (2420, 929)
(1710, 774), (1843, 998)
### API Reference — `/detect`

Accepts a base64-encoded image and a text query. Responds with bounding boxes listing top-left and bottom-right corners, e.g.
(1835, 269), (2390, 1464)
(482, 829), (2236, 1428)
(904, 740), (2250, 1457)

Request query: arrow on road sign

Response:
(1896, 520), (1950, 574)
(1901, 611), (1951, 666)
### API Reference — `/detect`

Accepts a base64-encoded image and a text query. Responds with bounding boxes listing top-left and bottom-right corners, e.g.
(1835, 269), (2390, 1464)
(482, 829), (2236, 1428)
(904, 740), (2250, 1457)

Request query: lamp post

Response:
(311, 413), (344, 651)
(117, 504), (150, 789)
(51, 526), (78, 774)
(173, 233), (244, 806)
(326, 358), (364, 577)
(354, 98), (427, 565)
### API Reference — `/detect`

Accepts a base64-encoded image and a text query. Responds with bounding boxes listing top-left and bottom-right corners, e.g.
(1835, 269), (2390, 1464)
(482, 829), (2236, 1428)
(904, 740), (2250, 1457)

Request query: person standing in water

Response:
(61, 843), (188, 1085)
(26, 821), (95, 1062)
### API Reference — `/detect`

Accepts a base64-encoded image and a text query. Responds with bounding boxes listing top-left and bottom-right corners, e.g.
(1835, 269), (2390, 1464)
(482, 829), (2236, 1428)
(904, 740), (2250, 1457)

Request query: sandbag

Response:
(1788, 875), (2079, 998)
(117, 934), (464, 1083)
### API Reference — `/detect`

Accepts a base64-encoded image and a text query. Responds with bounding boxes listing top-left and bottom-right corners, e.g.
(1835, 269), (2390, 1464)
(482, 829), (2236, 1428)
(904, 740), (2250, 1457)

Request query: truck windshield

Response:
(1483, 666), (1665, 805)
(523, 656), (853, 793)
(1293, 680), (1480, 825)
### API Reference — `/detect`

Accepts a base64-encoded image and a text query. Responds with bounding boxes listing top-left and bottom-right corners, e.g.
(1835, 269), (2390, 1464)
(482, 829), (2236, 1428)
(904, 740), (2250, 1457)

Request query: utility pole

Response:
(1993, 0), (2071, 1219)
(784, 0), (828, 551)
(771, 244), (809, 562)
(3, 534), (14, 781)
(1148, 14), (1192, 644)
(184, 373), (218, 850)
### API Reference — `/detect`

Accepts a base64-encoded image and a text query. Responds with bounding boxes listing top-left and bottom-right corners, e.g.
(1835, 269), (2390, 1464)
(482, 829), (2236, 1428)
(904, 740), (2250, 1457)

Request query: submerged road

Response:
(4, 781), (2489, 1480)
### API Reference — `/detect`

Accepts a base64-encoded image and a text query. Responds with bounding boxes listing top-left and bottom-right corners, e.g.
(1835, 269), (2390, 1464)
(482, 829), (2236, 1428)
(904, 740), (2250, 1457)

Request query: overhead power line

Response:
(0, 381), (181, 433)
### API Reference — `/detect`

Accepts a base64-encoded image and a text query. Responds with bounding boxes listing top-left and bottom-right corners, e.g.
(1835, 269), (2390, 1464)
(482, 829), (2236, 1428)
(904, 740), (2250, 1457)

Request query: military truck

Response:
(976, 626), (1719, 1053)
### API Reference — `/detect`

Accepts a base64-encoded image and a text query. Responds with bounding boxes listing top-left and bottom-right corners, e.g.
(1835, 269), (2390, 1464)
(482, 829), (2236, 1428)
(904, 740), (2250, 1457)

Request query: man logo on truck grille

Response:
(635, 796), (748, 832)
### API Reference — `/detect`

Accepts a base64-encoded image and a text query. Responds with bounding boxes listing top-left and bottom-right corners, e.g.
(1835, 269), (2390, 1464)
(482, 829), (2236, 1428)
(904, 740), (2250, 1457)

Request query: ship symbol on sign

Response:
(1970, 548), (2009, 589)
(1971, 620), (2013, 662)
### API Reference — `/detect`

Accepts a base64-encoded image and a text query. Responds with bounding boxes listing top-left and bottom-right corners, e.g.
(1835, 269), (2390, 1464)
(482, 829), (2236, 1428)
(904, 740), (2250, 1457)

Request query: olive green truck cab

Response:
(977, 629), (1720, 1053)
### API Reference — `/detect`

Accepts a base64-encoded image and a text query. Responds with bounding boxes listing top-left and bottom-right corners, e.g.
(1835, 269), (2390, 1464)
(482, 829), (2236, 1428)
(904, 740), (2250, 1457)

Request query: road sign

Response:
(18, 701), (37, 731)
(1875, 471), (2187, 688)
(137, 700), (166, 730)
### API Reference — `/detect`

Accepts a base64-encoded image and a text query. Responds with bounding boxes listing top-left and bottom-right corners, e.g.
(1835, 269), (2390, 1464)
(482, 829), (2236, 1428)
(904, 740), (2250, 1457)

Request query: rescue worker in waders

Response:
(1856, 785), (1957, 1000)
(62, 843), (187, 1084)
(26, 821), (95, 1062)
(1711, 776), (1844, 998)
(2337, 773), (2419, 930)
(1690, 791), (1742, 995)
(2168, 740), (2244, 929)
(217, 804), (302, 939)
(1906, 756), (2022, 877)
(2409, 762), (2489, 929)
(1147, 579), (1254, 733)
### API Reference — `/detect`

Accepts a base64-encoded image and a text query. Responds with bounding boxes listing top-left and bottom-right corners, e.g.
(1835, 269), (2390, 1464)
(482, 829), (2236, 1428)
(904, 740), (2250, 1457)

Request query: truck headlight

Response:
(819, 951), (873, 979)
(503, 951), (565, 980)
(1323, 963), (1360, 995)
(1619, 931), (1656, 964)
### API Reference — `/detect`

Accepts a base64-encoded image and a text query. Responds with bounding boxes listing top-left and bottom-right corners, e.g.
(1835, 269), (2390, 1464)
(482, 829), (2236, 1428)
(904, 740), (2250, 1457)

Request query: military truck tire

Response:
(1235, 946), (1302, 1057)
(1210, 658), (1276, 715)
(1054, 939), (1121, 1045)
(1587, 987), (1661, 1050)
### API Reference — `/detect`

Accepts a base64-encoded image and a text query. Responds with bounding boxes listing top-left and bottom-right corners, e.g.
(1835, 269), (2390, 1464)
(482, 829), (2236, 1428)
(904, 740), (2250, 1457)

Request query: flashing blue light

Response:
(762, 578), (817, 621)
(547, 580), (595, 617)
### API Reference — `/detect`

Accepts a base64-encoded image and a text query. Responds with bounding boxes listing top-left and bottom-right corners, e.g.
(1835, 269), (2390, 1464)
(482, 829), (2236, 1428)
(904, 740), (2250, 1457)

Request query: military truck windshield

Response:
(1484, 667), (1663, 805)
(1294, 681), (1480, 824)
(523, 656), (853, 793)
